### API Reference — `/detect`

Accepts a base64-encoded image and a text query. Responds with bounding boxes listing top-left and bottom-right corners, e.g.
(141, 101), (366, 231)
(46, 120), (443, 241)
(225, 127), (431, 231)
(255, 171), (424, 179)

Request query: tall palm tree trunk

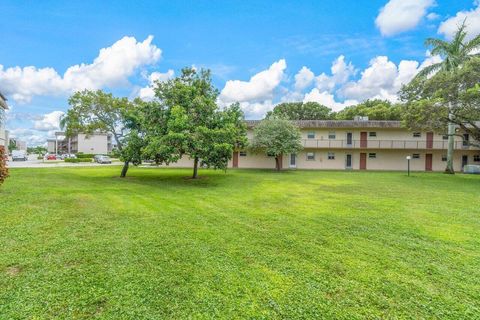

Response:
(445, 102), (455, 174)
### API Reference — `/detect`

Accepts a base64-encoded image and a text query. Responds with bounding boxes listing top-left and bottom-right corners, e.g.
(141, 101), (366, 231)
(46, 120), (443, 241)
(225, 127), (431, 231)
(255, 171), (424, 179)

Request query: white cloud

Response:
(138, 70), (175, 101)
(238, 100), (275, 119)
(9, 128), (47, 147)
(375, 0), (435, 36)
(219, 59), (286, 104)
(426, 12), (440, 21)
(438, 2), (480, 40)
(340, 53), (441, 102)
(294, 66), (315, 91)
(33, 110), (65, 131)
(0, 36), (161, 103)
(303, 89), (358, 112)
(315, 55), (355, 92)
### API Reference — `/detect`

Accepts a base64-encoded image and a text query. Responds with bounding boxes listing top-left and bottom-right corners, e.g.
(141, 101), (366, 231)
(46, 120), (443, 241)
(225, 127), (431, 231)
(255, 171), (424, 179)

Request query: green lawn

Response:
(1, 167), (480, 319)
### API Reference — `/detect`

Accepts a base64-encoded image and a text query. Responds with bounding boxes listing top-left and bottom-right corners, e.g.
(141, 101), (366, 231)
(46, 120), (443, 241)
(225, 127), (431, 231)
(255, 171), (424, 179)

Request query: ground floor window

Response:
(474, 155), (480, 162)
(369, 132), (377, 137)
(368, 153), (376, 158)
(442, 154), (447, 161)
(239, 151), (247, 157)
(412, 153), (420, 159)
(327, 152), (335, 160)
(306, 152), (315, 161)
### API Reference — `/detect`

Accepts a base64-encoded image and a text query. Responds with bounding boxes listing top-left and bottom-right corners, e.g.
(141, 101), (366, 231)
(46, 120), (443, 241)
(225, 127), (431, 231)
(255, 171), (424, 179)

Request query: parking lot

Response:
(7, 154), (122, 168)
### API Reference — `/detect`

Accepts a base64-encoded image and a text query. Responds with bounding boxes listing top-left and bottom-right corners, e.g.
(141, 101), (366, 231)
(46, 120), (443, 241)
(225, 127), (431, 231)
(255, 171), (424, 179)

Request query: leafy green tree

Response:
(401, 57), (480, 148)
(250, 118), (303, 171)
(335, 99), (402, 120)
(8, 139), (17, 152)
(411, 22), (480, 173)
(28, 146), (47, 157)
(266, 102), (333, 120)
(145, 68), (247, 179)
(61, 90), (135, 177)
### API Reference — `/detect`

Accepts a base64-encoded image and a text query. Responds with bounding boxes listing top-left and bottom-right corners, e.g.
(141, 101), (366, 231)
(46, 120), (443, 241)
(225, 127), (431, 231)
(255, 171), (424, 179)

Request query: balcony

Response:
(301, 139), (480, 150)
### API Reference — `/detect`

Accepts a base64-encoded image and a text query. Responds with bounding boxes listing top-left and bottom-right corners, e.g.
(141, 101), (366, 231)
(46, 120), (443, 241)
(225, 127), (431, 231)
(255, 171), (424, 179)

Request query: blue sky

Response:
(1, 0), (479, 145)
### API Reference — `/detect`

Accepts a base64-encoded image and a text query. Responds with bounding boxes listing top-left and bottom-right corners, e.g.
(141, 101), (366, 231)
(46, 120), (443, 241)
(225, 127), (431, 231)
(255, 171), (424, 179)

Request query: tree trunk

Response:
(192, 157), (199, 179)
(445, 103), (455, 174)
(275, 156), (281, 171)
(120, 161), (129, 178)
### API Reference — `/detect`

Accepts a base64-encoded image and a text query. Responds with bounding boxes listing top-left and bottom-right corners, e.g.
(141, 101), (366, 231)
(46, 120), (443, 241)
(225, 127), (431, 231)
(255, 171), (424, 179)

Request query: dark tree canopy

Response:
(144, 67), (247, 178)
(335, 99), (403, 120)
(266, 102), (333, 120)
(401, 57), (480, 147)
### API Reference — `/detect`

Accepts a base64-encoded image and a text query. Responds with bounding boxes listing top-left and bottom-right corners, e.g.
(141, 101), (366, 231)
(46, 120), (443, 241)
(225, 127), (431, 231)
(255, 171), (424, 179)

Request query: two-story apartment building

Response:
(0, 92), (8, 148)
(228, 120), (480, 172)
(47, 131), (113, 154)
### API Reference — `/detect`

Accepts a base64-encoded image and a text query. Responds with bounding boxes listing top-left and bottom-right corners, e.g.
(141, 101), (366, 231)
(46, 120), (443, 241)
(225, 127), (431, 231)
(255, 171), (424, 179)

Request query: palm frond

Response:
(425, 38), (450, 56)
(463, 33), (480, 55)
(415, 63), (442, 80)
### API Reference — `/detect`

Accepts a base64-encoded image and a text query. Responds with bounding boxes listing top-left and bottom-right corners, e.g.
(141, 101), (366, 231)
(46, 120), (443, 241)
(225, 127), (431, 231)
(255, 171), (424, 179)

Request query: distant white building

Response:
(47, 131), (113, 154)
(0, 92), (8, 149)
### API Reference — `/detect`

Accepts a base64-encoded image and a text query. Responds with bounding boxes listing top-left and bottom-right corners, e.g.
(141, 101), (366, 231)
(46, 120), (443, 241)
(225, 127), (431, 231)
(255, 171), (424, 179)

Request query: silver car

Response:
(97, 156), (112, 164)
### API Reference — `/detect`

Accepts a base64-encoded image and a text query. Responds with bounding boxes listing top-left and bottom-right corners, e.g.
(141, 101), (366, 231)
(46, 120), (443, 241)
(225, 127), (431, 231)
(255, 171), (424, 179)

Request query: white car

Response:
(12, 150), (28, 161)
(97, 156), (112, 164)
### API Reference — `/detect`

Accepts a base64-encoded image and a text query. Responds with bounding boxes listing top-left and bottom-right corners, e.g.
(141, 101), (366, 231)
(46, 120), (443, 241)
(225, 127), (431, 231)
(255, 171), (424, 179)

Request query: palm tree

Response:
(416, 21), (480, 173)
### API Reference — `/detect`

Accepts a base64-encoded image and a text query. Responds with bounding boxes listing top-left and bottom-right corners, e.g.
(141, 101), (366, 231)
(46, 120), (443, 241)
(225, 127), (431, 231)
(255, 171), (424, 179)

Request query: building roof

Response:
(245, 120), (403, 129)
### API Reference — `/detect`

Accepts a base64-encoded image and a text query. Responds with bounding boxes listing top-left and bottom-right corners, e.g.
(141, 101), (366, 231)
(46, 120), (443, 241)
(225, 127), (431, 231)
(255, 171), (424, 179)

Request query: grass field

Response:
(1, 167), (479, 319)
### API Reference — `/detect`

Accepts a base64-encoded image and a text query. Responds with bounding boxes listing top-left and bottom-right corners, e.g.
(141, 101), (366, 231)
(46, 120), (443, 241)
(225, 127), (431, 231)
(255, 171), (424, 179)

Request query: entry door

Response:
(462, 155), (468, 168)
(345, 154), (352, 169)
(426, 132), (434, 149)
(290, 153), (296, 168)
(360, 132), (368, 148)
(360, 153), (367, 170)
(232, 151), (239, 168)
(346, 132), (353, 146)
(425, 153), (432, 171)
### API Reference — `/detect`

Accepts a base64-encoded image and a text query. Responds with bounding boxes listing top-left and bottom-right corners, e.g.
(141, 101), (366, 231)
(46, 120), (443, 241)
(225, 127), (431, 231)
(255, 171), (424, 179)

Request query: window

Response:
(474, 155), (480, 162)
(327, 152), (335, 160)
(306, 152), (315, 161)
(369, 132), (377, 137)
(463, 134), (470, 146)
(413, 132), (421, 138)
(239, 151), (247, 157)
(442, 154), (447, 161)
(328, 131), (336, 139)
(442, 135), (448, 140)
(412, 154), (420, 159)
(368, 153), (376, 159)
(307, 131), (315, 139)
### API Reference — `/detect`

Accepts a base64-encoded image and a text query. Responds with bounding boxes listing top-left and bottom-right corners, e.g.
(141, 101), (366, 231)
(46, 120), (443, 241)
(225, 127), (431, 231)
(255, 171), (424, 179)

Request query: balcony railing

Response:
(301, 139), (480, 150)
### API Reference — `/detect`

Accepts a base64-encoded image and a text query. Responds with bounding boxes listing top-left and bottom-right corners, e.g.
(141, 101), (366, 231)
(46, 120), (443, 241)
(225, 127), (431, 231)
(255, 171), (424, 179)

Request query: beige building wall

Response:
(76, 134), (109, 154)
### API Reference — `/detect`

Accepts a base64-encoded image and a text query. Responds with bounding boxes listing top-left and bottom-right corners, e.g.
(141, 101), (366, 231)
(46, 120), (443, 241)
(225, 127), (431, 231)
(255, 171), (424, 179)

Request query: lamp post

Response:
(406, 156), (411, 176)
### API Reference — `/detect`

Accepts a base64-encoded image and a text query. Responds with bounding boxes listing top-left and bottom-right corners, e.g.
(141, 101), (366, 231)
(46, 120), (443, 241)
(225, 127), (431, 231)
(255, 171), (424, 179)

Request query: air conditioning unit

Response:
(463, 165), (480, 174)
(354, 116), (369, 121)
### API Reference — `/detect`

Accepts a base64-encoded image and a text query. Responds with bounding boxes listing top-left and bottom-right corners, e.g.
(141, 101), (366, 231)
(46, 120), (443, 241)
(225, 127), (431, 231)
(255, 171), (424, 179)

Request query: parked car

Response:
(97, 156), (112, 164)
(94, 155), (103, 163)
(12, 150), (28, 161)
(45, 154), (57, 160)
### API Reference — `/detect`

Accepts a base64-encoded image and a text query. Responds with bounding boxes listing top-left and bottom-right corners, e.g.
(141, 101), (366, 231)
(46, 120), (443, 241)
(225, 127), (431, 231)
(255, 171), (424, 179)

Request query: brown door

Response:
(360, 153), (367, 170)
(360, 132), (368, 148)
(426, 132), (433, 149)
(233, 151), (239, 168)
(425, 153), (432, 171)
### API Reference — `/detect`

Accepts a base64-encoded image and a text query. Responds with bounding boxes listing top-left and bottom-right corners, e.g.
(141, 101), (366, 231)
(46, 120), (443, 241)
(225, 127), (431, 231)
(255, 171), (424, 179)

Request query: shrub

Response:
(65, 158), (92, 163)
(0, 146), (9, 186)
(76, 153), (95, 159)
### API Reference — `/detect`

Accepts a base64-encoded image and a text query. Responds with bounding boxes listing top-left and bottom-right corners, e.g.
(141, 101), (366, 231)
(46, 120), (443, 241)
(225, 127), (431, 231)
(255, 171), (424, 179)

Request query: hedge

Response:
(76, 153), (96, 159)
(65, 158), (93, 163)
